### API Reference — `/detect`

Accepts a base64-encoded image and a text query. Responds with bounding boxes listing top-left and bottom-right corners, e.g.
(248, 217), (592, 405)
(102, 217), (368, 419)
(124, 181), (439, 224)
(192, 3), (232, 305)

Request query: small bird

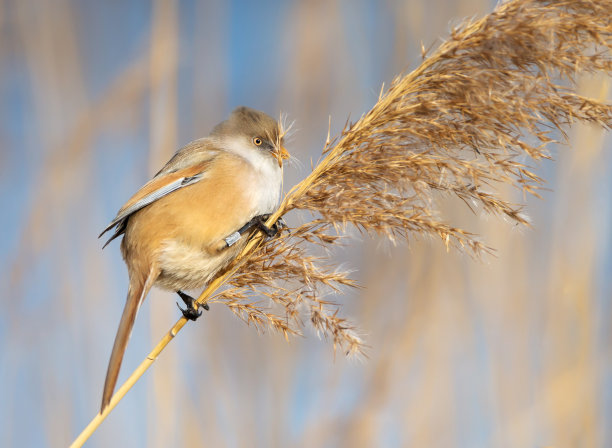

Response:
(98, 106), (289, 411)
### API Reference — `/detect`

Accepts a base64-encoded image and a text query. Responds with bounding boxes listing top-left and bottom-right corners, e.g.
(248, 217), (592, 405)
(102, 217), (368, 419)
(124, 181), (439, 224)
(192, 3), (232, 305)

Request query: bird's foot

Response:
(224, 215), (288, 248)
(272, 217), (288, 234)
(176, 290), (208, 321)
(255, 215), (287, 239)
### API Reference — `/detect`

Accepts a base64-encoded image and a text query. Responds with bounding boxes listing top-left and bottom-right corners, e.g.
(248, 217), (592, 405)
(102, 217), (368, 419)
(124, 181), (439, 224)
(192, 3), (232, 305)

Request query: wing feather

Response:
(100, 146), (217, 247)
(99, 172), (205, 237)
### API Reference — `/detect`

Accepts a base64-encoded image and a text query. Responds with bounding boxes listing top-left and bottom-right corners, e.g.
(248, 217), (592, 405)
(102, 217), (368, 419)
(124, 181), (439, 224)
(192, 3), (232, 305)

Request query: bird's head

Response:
(212, 106), (289, 168)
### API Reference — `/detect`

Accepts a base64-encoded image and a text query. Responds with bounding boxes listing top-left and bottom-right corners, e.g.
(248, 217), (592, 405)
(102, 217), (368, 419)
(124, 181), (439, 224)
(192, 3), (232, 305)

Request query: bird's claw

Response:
(176, 290), (208, 321)
(176, 302), (203, 321)
(257, 215), (287, 239)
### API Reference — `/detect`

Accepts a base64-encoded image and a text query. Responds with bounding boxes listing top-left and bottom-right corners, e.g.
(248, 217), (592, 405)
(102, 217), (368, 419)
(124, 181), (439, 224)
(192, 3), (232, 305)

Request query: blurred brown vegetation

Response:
(1, 0), (611, 447)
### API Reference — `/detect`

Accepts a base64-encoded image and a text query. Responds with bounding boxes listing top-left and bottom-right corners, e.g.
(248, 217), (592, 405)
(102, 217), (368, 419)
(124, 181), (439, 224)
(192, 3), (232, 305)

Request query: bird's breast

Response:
(222, 136), (284, 216)
(249, 162), (283, 216)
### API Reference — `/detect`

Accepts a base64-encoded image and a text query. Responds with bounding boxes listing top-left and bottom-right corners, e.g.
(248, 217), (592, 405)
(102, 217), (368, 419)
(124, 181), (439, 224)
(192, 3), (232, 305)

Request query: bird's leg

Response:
(176, 290), (208, 321)
(224, 215), (287, 247)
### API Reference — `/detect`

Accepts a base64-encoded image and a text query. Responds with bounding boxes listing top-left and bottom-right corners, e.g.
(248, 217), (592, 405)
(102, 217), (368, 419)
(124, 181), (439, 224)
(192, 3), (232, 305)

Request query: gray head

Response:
(211, 106), (288, 167)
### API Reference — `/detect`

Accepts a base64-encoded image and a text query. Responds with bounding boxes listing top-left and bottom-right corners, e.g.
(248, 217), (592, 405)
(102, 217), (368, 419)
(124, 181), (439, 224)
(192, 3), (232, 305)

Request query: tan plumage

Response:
(99, 106), (288, 411)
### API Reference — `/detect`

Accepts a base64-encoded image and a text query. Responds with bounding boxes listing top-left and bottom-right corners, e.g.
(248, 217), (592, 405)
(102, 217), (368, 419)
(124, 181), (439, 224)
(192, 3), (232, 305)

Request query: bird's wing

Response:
(99, 140), (219, 247)
(153, 138), (217, 177)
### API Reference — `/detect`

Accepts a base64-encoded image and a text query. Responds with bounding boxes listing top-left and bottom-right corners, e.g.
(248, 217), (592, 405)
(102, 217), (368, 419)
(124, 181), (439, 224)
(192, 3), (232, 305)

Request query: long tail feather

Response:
(100, 267), (157, 412)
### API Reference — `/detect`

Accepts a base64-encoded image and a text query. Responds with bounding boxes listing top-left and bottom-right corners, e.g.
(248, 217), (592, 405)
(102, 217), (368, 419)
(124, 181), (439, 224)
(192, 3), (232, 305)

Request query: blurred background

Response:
(1, 0), (611, 446)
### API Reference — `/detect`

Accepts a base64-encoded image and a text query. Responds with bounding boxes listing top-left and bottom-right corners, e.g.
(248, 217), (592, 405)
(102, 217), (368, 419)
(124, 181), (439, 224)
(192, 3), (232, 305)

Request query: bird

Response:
(98, 106), (289, 411)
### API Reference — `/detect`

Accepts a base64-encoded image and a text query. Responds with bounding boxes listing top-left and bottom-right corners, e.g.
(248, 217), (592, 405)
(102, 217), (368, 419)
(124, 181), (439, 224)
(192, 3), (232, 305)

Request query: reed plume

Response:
(209, 0), (612, 355)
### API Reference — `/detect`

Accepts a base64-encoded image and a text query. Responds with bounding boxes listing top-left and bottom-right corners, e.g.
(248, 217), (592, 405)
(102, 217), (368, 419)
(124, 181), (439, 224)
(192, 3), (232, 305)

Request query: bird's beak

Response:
(276, 145), (289, 167)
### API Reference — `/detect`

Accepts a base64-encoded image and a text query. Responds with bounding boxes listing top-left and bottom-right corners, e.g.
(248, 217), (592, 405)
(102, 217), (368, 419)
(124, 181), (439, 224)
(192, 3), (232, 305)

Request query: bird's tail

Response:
(100, 267), (157, 412)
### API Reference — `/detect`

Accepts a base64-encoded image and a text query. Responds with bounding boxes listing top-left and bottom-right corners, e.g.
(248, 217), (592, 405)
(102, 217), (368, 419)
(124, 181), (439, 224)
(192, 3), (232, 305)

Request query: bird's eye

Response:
(253, 137), (263, 146)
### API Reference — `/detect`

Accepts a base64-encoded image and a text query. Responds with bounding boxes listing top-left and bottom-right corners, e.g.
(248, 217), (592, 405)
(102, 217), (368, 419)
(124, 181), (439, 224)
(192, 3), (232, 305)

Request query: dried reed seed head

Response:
(212, 0), (611, 357)
(286, 0), (611, 247)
